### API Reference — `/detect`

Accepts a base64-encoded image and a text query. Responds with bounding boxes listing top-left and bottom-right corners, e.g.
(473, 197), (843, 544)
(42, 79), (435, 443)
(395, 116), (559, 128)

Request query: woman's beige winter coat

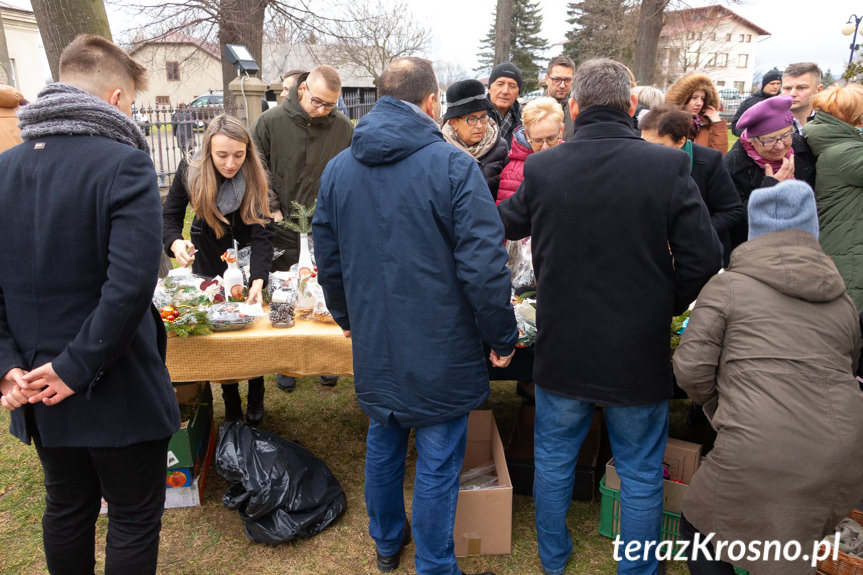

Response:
(674, 229), (863, 575)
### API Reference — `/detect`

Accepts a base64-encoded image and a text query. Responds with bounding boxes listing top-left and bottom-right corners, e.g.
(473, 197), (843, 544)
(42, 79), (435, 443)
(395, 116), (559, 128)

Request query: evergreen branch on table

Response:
(276, 200), (317, 234)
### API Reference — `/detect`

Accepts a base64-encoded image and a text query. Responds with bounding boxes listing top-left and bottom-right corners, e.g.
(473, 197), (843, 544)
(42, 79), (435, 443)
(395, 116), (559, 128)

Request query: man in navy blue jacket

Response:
(0, 35), (179, 574)
(314, 57), (517, 575)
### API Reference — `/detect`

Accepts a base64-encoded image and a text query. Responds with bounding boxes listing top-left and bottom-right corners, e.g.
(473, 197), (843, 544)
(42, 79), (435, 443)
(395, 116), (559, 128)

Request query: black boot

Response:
(246, 377), (265, 426)
(221, 383), (243, 422)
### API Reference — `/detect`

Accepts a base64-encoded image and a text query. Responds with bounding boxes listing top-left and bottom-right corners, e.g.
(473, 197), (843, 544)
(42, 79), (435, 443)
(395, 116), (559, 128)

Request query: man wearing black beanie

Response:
(486, 61), (523, 147)
(731, 67), (782, 136)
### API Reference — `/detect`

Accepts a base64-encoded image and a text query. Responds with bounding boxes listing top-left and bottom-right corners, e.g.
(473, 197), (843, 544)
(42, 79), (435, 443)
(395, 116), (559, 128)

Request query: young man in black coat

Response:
(0, 35), (179, 574)
(498, 58), (722, 575)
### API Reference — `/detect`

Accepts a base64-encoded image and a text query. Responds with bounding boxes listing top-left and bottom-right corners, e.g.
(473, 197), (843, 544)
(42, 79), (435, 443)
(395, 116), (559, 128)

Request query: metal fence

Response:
(136, 94), (377, 183)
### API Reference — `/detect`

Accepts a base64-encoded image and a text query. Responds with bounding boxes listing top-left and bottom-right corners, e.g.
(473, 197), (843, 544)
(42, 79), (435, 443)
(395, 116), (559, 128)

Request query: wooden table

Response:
(165, 317), (353, 382)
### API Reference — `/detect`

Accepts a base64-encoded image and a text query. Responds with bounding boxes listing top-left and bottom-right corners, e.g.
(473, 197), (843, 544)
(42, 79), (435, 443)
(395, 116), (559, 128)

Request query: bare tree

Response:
(30, 0), (113, 81)
(0, 12), (12, 85)
(327, 0), (431, 87)
(108, 0), (337, 96)
(434, 60), (471, 90)
(494, 0), (513, 67)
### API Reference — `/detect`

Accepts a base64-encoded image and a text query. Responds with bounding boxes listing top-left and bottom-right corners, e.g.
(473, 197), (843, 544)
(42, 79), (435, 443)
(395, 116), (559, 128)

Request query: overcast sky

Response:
(4, 0), (856, 82)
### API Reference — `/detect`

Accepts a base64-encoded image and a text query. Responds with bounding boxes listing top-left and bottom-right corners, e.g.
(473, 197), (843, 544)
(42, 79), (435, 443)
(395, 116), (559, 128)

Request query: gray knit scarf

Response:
(17, 83), (149, 153)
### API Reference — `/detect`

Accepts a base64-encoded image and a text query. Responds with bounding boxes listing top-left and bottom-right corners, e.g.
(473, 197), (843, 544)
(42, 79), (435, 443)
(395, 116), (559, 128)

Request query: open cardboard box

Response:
(454, 410), (512, 557)
(604, 437), (702, 514)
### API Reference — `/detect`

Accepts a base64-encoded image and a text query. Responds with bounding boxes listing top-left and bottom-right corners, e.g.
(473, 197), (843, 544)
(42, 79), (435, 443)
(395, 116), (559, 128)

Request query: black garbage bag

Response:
(214, 421), (347, 545)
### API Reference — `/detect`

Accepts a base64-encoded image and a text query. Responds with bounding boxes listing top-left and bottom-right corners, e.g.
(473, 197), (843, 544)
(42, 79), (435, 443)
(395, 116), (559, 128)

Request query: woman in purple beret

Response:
(724, 95), (817, 251)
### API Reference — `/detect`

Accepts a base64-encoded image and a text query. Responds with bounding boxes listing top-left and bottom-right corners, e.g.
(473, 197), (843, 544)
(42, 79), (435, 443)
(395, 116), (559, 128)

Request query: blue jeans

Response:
(365, 414), (468, 575)
(533, 385), (668, 575)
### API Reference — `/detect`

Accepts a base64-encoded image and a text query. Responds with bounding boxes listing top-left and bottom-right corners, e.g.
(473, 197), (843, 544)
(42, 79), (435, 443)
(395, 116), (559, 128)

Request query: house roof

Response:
(261, 43), (378, 88)
(128, 31), (220, 61)
(661, 5), (769, 38)
(0, 0), (33, 16)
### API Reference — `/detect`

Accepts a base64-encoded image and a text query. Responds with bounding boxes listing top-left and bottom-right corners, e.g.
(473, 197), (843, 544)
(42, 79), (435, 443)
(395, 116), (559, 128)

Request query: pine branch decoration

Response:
(277, 200), (316, 234)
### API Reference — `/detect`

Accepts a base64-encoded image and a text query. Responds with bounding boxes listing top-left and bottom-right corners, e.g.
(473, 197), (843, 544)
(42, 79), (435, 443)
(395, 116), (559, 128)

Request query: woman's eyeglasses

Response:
(755, 130), (793, 147)
(461, 114), (489, 127)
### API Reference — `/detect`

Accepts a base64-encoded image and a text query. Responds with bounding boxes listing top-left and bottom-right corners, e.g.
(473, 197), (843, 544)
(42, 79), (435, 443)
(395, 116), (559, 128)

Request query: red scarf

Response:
(740, 133), (794, 175)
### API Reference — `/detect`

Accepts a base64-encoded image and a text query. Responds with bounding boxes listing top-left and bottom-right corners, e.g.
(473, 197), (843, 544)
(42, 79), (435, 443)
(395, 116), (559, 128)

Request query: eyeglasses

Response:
(461, 114), (489, 127)
(755, 130), (793, 147)
(526, 135), (560, 147)
(548, 76), (573, 85)
(304, 84), (337, 111)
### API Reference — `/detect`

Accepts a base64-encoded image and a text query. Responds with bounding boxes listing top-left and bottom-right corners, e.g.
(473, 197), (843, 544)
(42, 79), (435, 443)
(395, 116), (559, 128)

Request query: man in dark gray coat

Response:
(498, 58), (722, 575)
(0, 35), (179, 574)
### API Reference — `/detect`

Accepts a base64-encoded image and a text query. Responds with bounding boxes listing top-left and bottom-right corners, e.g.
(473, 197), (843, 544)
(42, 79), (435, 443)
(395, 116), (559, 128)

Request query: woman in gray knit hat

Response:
(674, 180), (863, 575)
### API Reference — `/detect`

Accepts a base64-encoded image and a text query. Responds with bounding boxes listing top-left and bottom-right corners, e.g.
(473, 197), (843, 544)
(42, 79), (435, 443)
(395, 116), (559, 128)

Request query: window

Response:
(726, 33), (732, 42)
(746, 34), (752, 43)
(705, 53), (717, 67)
(734, 81), (746, 93)
(715, 80), (726, 87)
(166, 61), (180, 82)
(688, 32), (696, 40)
(716, 53), (728, 67)
(156, 96), (171, 106)
(685, 52), (699, 68)
(711, 33), (717, 42)
(739, 34), (745, 42)
(737, 54), (749, 68)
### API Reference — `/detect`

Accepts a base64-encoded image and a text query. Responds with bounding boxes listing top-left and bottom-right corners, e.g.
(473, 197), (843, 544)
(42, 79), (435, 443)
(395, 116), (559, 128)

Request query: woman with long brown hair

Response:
(163, 114), (274, 424)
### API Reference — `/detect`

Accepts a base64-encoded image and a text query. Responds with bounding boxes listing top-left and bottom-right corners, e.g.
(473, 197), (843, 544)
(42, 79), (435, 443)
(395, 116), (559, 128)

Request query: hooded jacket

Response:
(313, 97), (518, 428)
(665, 73), (728, 154)
(674, 229), (863, 575)
(804, 110), (863, 310)
(251, 84), (353, 269)
(0, 84), (22, 153)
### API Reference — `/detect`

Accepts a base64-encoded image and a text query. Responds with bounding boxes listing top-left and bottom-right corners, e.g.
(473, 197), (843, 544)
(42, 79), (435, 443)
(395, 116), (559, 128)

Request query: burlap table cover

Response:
(166, 317), (353, 382)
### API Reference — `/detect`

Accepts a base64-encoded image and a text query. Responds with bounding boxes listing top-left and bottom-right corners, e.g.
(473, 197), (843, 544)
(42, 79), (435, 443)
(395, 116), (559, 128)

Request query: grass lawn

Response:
(0, 376), (705, 575)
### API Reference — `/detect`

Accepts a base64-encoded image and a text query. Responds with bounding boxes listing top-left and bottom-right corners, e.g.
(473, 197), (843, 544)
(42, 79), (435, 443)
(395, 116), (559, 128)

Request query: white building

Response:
(655, 5), (770, 94)
(0, 0), (48, 101)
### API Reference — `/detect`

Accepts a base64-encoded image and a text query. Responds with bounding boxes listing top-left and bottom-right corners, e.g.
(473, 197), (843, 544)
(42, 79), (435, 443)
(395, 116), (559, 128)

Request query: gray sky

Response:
(4, 0), (855, 82)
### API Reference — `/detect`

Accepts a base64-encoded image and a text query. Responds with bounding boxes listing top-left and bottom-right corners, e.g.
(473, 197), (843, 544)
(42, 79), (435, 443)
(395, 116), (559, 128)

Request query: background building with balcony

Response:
(655, 5), (769, 94)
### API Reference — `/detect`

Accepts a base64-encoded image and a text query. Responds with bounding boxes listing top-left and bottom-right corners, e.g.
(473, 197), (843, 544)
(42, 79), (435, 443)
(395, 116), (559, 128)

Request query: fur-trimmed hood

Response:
(665, 73), (720, 113)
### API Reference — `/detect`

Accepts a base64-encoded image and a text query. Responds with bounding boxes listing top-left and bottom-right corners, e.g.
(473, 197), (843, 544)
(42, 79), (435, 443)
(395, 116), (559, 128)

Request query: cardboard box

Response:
(167, 384), (213, 470)
(454, 410), (512, 557)
(165, 421), (217, 509)
(605, 457), (690, 514)
(505, 404), (601, 501)
(663, 437), (702, 484)
(166, 467), (193, 489)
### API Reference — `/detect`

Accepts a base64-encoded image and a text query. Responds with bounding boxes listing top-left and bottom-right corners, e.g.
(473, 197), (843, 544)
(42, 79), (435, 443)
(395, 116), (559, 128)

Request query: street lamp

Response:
(842, 14), (862, 66)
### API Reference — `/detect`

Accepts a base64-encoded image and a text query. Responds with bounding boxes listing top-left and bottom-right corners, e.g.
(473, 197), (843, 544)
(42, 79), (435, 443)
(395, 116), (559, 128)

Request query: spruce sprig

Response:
(276, 200), (316, 234)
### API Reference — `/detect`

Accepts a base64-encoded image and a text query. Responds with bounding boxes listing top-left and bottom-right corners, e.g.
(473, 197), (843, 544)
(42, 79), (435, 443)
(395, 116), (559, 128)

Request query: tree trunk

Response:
(632, 0), (669, 85)
(30, 0), (112, 81)
(0, 13), (12, 85)
(493, 0), (512, 66)
(218, 0), (266, 106)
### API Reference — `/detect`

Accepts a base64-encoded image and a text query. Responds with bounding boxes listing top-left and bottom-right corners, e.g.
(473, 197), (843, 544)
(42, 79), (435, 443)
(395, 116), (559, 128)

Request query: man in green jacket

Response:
(252, 64), (353, 270)
(253, 65), (353, 390)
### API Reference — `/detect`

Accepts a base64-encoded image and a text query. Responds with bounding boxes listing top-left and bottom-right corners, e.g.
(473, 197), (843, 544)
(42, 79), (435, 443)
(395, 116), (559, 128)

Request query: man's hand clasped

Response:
(489, 349), (515, 368)
(0, 364), (76, 411)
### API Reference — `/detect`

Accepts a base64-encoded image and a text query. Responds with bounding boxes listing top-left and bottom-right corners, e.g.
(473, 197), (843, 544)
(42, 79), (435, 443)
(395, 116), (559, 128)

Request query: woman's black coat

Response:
(163, 159), (274, 282)
(690, 143), (744, 266)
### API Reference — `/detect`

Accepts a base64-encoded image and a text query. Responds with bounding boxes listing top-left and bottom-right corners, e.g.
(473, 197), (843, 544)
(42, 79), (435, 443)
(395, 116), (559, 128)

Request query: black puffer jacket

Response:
(478, 136), (509, 201)
(730, 90), (774, 136)
(724, 135), (816, 250)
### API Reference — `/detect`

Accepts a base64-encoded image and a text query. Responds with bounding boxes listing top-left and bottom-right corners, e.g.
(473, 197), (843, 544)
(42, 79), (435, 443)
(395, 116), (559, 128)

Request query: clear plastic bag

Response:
(507, 238), (536, 296)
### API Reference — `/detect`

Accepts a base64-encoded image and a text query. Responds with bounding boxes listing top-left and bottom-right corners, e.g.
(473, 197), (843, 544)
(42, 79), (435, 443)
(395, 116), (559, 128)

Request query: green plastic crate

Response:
(599, 475), (749, 575)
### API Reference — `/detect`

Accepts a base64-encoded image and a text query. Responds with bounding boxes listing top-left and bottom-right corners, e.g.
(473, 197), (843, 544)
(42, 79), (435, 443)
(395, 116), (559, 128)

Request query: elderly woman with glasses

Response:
(725, 95), (816, 251)
(496, 97), (564, 206)
(441, 79), (508, 201)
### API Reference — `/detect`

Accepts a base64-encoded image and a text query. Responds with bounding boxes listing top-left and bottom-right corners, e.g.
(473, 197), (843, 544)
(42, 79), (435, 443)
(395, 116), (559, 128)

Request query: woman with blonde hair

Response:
(163, 114), (274, 424)
(497, 96), (564, 205)
(804, 83), (863, 309)
(665, 73), (728, 154)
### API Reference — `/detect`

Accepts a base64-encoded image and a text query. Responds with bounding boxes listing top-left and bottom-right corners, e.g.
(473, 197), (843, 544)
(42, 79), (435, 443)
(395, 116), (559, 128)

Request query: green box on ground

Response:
(167, 383), (212, 470)
(598, 476), (749, 575)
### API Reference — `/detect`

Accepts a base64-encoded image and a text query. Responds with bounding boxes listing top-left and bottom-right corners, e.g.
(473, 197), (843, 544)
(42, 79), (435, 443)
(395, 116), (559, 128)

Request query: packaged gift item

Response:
(208, 302), (256, 331)
(513, 298), (536, 348)
(506, 238), (536, 296)
(269, 287), (297, 328)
